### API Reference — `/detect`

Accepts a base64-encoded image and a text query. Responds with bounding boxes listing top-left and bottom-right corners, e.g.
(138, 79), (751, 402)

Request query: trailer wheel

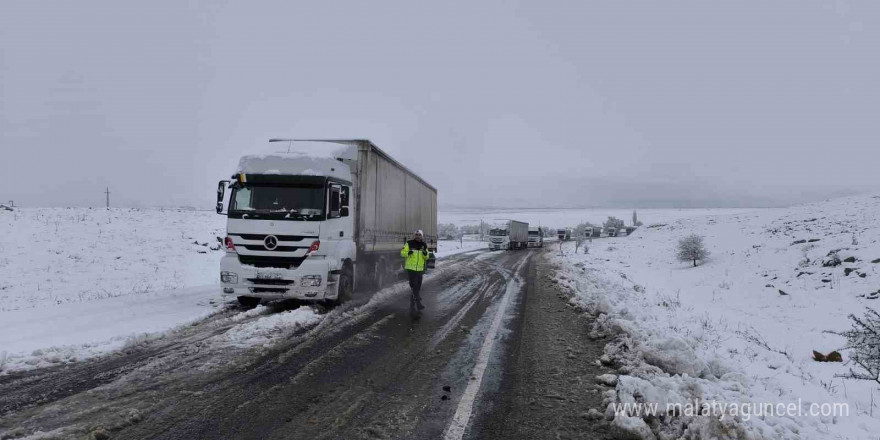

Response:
(237, 296), (260, 309)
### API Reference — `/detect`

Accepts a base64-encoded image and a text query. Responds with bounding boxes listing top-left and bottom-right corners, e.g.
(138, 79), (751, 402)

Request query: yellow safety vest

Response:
(401, 241), (429, 272)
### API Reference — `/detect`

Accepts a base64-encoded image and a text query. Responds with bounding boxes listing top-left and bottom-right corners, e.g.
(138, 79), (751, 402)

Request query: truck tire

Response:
(333, 265), (354, 306)
(237, 296), (260, 309)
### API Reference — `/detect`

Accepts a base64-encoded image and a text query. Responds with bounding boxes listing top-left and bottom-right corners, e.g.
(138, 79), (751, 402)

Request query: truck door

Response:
(324, 183), (355, 270)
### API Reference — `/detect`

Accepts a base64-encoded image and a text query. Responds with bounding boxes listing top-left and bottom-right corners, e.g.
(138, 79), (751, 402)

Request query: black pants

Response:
(407, 270), (424, 309)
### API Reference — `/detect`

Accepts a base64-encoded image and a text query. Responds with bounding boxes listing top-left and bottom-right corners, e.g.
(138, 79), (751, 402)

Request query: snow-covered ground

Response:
(437, 238), (489, 256)
(0, 208), (227, 372)
(552, 195), (880, 439)
(0, 285), (225, 371)
(0, 208), (225, 312)
(440, 207), (754, 230)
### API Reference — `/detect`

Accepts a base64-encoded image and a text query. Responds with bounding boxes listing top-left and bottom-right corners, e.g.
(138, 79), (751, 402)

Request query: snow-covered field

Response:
(552, 195), (880, 439)
(437, 238), (489, 256)
(0, 208), (225, 312)
(0, 208), (227, 372)
(440, 207), (755, 230)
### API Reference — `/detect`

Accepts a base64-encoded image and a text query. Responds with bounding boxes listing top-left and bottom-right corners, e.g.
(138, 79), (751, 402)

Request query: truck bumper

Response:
(220, 254), (337, 301)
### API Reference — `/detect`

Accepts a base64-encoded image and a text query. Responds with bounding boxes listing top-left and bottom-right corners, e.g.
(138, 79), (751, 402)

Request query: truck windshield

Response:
(489, 229), (508, 236)
(229, 184), (325, 221)
(528, 231), (540, 236)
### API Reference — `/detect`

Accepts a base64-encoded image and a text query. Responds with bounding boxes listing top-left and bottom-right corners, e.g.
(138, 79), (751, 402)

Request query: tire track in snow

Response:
(428, 276), (503, 351)
(443, 254), (529, 440)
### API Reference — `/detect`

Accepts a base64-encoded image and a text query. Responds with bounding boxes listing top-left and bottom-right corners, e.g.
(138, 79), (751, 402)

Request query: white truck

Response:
(527, 226), (544, 248)
(216, 139), (437, 307)
(488, 220), (529, 250)
(556, 228), (572, 241)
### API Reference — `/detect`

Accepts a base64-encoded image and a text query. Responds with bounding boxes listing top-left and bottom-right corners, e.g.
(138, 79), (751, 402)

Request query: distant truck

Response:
(489, 220), (529, 250)
(583, 227), (600, 238)
(556, 228), (572, 241)
(527, 227), (544, 248)
(216, 139), (437, 307)
(605, 227), (618, 237)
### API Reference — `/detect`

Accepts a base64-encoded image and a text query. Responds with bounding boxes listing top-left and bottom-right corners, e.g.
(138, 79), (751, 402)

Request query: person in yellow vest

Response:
(401, 229), (429, 314)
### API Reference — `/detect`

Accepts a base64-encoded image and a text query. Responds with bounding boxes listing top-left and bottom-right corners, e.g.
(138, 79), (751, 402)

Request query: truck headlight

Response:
(221, 271), (238, 284)
(301, 275), (322, 287)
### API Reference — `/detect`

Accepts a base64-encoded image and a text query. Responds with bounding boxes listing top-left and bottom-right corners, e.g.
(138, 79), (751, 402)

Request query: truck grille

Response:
(250, 287), (289, 294)
(241, 245), (301, 252)
(246, 278), (295, 286)
(238, 255), (307, 269)
(235, 234), (317, 242)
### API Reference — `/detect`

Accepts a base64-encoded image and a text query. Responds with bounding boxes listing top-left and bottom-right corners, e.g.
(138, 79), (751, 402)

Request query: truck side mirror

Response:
(216, 180), (230, 214)
(340, 206), (349, 217)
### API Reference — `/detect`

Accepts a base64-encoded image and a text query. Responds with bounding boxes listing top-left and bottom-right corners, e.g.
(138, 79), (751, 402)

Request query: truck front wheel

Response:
(334, 266), (354, 306)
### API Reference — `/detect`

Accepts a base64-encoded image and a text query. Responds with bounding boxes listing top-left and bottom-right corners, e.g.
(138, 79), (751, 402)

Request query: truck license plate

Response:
(256, 272), (283, 280)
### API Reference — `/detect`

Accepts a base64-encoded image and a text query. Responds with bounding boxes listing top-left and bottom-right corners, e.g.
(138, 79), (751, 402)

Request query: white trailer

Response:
(488, 220), (529, 250)
(216, 139), (437, 307)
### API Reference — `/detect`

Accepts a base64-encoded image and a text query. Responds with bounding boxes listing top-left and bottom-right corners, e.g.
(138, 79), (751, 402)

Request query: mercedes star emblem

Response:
(264, 235), (279, 250)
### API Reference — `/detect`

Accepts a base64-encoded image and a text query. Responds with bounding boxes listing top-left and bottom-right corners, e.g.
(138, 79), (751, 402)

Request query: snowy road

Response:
(0, 249), (616, 440)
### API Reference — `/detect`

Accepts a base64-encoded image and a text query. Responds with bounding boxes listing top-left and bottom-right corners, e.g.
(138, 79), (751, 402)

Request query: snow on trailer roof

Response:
(267, 139), (359, 160)
(237, 139), (436, 192)
(235, 140), (359, 181)
(289, 139), (437, 192)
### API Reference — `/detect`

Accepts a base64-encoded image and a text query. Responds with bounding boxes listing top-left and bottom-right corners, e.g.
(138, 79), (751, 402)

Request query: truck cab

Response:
(217, 152), (357, 307)
(528, 227), (543, 248)
(556, 229), (571, 241)
(488, 227), (510, 250)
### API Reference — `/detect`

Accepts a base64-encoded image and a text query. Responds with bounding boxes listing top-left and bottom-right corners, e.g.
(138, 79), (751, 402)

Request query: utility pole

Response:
(105, 187), (111, 209)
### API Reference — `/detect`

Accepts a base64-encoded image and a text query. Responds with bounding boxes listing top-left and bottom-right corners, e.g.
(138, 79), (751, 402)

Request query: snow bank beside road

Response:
(212, 305), (322, 348)
(0, 286), (224, 372)
(0, 208), (227, 373)
(553, 195), (880, 439)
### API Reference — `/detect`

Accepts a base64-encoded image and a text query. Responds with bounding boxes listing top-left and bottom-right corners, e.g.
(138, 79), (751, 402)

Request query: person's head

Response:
(413, 229), (424, 242)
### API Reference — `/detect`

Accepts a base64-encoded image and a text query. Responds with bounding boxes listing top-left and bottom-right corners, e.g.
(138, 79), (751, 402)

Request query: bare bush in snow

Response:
(836, 308), (880, 384)
(676, 234), (710, 267)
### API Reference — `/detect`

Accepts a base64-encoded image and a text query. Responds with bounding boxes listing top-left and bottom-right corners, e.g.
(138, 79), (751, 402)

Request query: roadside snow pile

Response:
(0, 286), (225, 373)
(553, 195), (880, 440)
(212, 306), (322, 348)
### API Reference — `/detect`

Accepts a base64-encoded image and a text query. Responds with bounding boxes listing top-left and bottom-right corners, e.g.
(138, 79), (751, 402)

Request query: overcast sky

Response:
(1, 1), (877, 209)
